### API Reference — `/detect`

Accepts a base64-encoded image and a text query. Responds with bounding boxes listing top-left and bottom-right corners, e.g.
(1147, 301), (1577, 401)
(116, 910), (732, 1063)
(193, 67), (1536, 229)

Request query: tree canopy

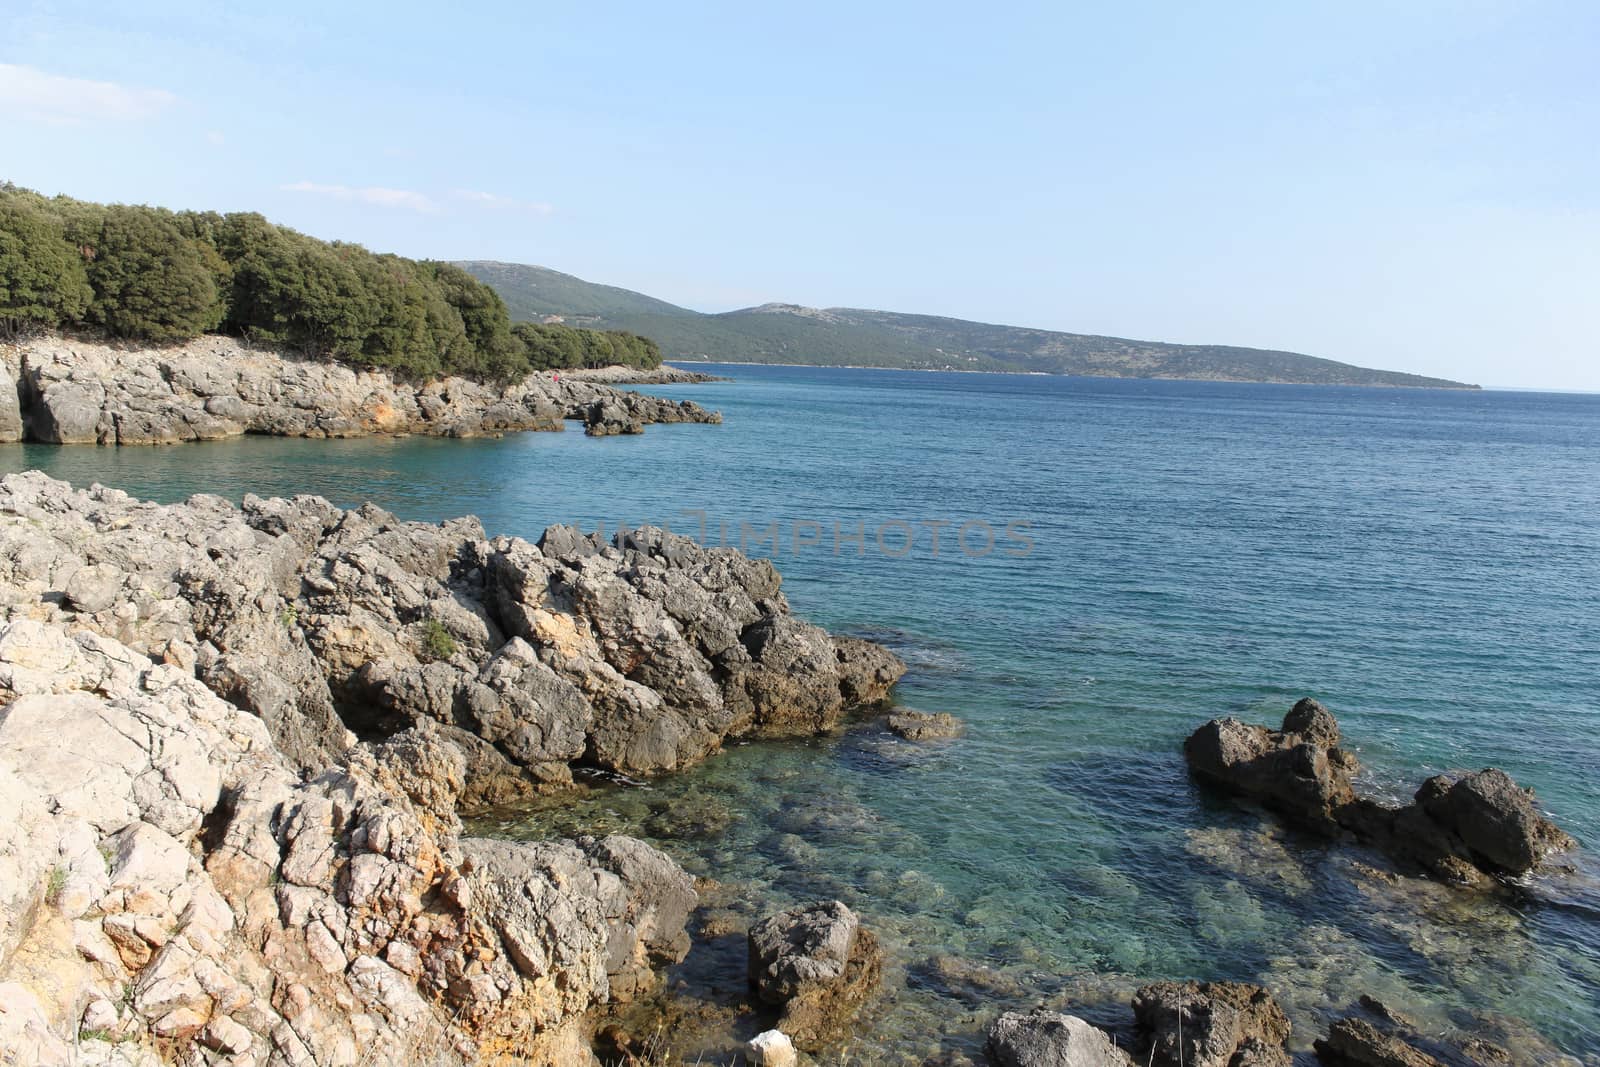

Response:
(0, 185), (662, 380)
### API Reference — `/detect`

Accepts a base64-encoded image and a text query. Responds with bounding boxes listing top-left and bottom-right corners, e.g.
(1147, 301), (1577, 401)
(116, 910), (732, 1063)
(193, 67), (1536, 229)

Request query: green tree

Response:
(426, 262), (526, 379)
(0, 199), (92, 335)
(86, 206), (223, 340)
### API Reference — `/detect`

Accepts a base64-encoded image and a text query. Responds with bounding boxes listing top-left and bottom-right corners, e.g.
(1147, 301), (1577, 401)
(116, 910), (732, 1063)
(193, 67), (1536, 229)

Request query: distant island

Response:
(461, 260), (1479, 389)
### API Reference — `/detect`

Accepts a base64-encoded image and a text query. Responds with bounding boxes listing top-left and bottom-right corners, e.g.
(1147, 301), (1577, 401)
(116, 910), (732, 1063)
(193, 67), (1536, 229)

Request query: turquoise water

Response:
(6, 368), (1599, 1062)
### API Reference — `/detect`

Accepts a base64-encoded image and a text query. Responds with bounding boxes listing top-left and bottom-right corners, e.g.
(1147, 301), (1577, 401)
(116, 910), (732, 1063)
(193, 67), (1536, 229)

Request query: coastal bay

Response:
(5, 363), (1596, 1062)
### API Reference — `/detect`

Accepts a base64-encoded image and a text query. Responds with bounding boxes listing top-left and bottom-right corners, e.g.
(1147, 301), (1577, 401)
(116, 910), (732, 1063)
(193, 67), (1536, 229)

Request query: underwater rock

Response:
(887, 709), (966, 740)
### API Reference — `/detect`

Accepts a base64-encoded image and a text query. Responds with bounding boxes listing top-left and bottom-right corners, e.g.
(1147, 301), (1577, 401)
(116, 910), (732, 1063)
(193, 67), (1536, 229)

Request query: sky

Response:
(2, 1), (1596, 390)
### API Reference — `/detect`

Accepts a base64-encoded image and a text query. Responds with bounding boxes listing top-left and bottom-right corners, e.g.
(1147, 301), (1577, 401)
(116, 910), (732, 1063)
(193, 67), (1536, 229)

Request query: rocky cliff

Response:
(0, 334), (721, 446)
(0, 473), (904, 1065)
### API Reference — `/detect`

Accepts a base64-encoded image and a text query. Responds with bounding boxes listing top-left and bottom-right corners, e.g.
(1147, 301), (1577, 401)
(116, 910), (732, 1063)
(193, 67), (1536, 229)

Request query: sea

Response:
(7, 365), (1599, 1063)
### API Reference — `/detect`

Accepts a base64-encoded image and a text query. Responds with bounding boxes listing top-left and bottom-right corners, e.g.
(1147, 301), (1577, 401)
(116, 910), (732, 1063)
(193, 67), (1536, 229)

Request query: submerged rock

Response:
(1315, 1017), (1445, 1067)
(887, 709), (966, 741)
(987, 1008), (1135, 1066)
(1184, 700), (1576, 887)
(748, 900), (883, 1051)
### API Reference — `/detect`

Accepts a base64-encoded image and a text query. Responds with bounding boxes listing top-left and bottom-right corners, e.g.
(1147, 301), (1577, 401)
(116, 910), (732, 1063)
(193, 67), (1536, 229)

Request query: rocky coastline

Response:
(563, 365), (729, 385)
(0, 466), (1586, 1064)
(0, 471), (903, 1064)
(0, 333), (721, 446)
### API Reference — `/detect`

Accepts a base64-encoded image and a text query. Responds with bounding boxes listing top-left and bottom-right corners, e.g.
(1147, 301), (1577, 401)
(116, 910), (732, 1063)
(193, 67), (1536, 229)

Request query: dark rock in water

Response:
(986, 1008), (1135, 1067)
(1184, 700), (1576, 887)
(1131, 980), (1292, 1067)
(583, 397), (644, 436)
(747, 900), (882, 1051)
(1417, 768), (1577, 875)
(1183, 701), (1358, 834)
(1314, 1017), (1445, 1067)
(887, 709), (966, 741)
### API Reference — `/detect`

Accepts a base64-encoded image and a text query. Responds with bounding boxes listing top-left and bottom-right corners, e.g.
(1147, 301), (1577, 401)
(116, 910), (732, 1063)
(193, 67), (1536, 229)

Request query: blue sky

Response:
(3, 1), (1596, 389)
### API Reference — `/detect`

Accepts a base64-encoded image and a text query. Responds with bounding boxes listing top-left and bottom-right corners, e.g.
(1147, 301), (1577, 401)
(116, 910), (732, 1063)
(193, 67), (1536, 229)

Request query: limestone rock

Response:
(747, 1028), (800, 1067)
(1314, 1018), (1445, 1066)
(1184, 703), (1357, 834)
(887, 709), (965, 741)
(8, 332), (719, 447)
(748, 900), (882, 1051)
(987, 1009), (1136, 1067)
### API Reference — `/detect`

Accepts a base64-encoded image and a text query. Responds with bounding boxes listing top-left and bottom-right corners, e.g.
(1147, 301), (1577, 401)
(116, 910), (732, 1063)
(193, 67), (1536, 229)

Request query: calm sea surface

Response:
(6, 366), (1599, 1062)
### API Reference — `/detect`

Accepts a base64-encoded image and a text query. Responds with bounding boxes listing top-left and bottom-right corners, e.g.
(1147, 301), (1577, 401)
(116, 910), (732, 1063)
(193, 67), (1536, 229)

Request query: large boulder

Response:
(1131, 981), (1292, 1067)
(987, 1009), (1136, 1067)
(0, 361), (21, 443)
(1415, 769), (1576, 876)
(748, 900), (883, 1051)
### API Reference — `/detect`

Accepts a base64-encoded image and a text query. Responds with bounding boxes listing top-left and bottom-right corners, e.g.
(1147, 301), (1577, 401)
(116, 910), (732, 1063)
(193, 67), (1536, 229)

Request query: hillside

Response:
(459, 261), (1477, 389)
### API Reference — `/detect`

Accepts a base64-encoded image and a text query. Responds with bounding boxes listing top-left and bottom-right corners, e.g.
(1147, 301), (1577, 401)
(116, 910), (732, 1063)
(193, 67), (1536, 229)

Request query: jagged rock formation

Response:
(0, 472), (904, 1064)
(747, 900), (883, 1052)
(0, 473), (903, 796)
(0, 333), (719, 445)
(1184, 699), (1576, 887)
(0, 620), (693, 1066)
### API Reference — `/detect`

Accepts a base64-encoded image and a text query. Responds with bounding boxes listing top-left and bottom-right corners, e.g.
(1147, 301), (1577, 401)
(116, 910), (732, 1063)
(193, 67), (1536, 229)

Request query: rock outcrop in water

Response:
(0, 333), (720, 445)
(747, 900), (883, 1052)
(1185, 700), (1576, 887)
(0, 473), (904, 1064)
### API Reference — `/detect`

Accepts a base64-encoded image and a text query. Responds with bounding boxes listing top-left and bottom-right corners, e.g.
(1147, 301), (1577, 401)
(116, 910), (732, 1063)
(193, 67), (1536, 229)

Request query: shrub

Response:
(420, 618), (456, 661)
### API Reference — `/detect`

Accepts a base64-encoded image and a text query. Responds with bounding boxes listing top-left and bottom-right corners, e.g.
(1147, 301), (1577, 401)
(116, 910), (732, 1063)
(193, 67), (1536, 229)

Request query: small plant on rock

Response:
(45, 864), (69, 904)
(420, 618), (457, 662)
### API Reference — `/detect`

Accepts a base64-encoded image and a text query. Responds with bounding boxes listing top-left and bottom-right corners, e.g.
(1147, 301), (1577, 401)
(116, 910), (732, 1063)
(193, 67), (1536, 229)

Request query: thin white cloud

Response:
(281, 181), (436, 213)
(451, 189), (555, 216)
(0, 63), (178, 123)
(206, 130), (226, 146)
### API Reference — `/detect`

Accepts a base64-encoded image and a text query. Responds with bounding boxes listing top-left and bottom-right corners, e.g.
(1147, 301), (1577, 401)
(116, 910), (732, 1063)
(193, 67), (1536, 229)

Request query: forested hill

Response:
(0, 186), (661, 379)
(460, 260), (1477, 389)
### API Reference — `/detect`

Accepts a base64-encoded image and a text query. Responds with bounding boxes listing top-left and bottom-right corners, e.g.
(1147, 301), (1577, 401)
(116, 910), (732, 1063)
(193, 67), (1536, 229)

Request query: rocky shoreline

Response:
(0, 334), (721, 446)
(0, 469), (1587, 1065)
(563, 365), (730, 385)
(0, 472), (903, 1064)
